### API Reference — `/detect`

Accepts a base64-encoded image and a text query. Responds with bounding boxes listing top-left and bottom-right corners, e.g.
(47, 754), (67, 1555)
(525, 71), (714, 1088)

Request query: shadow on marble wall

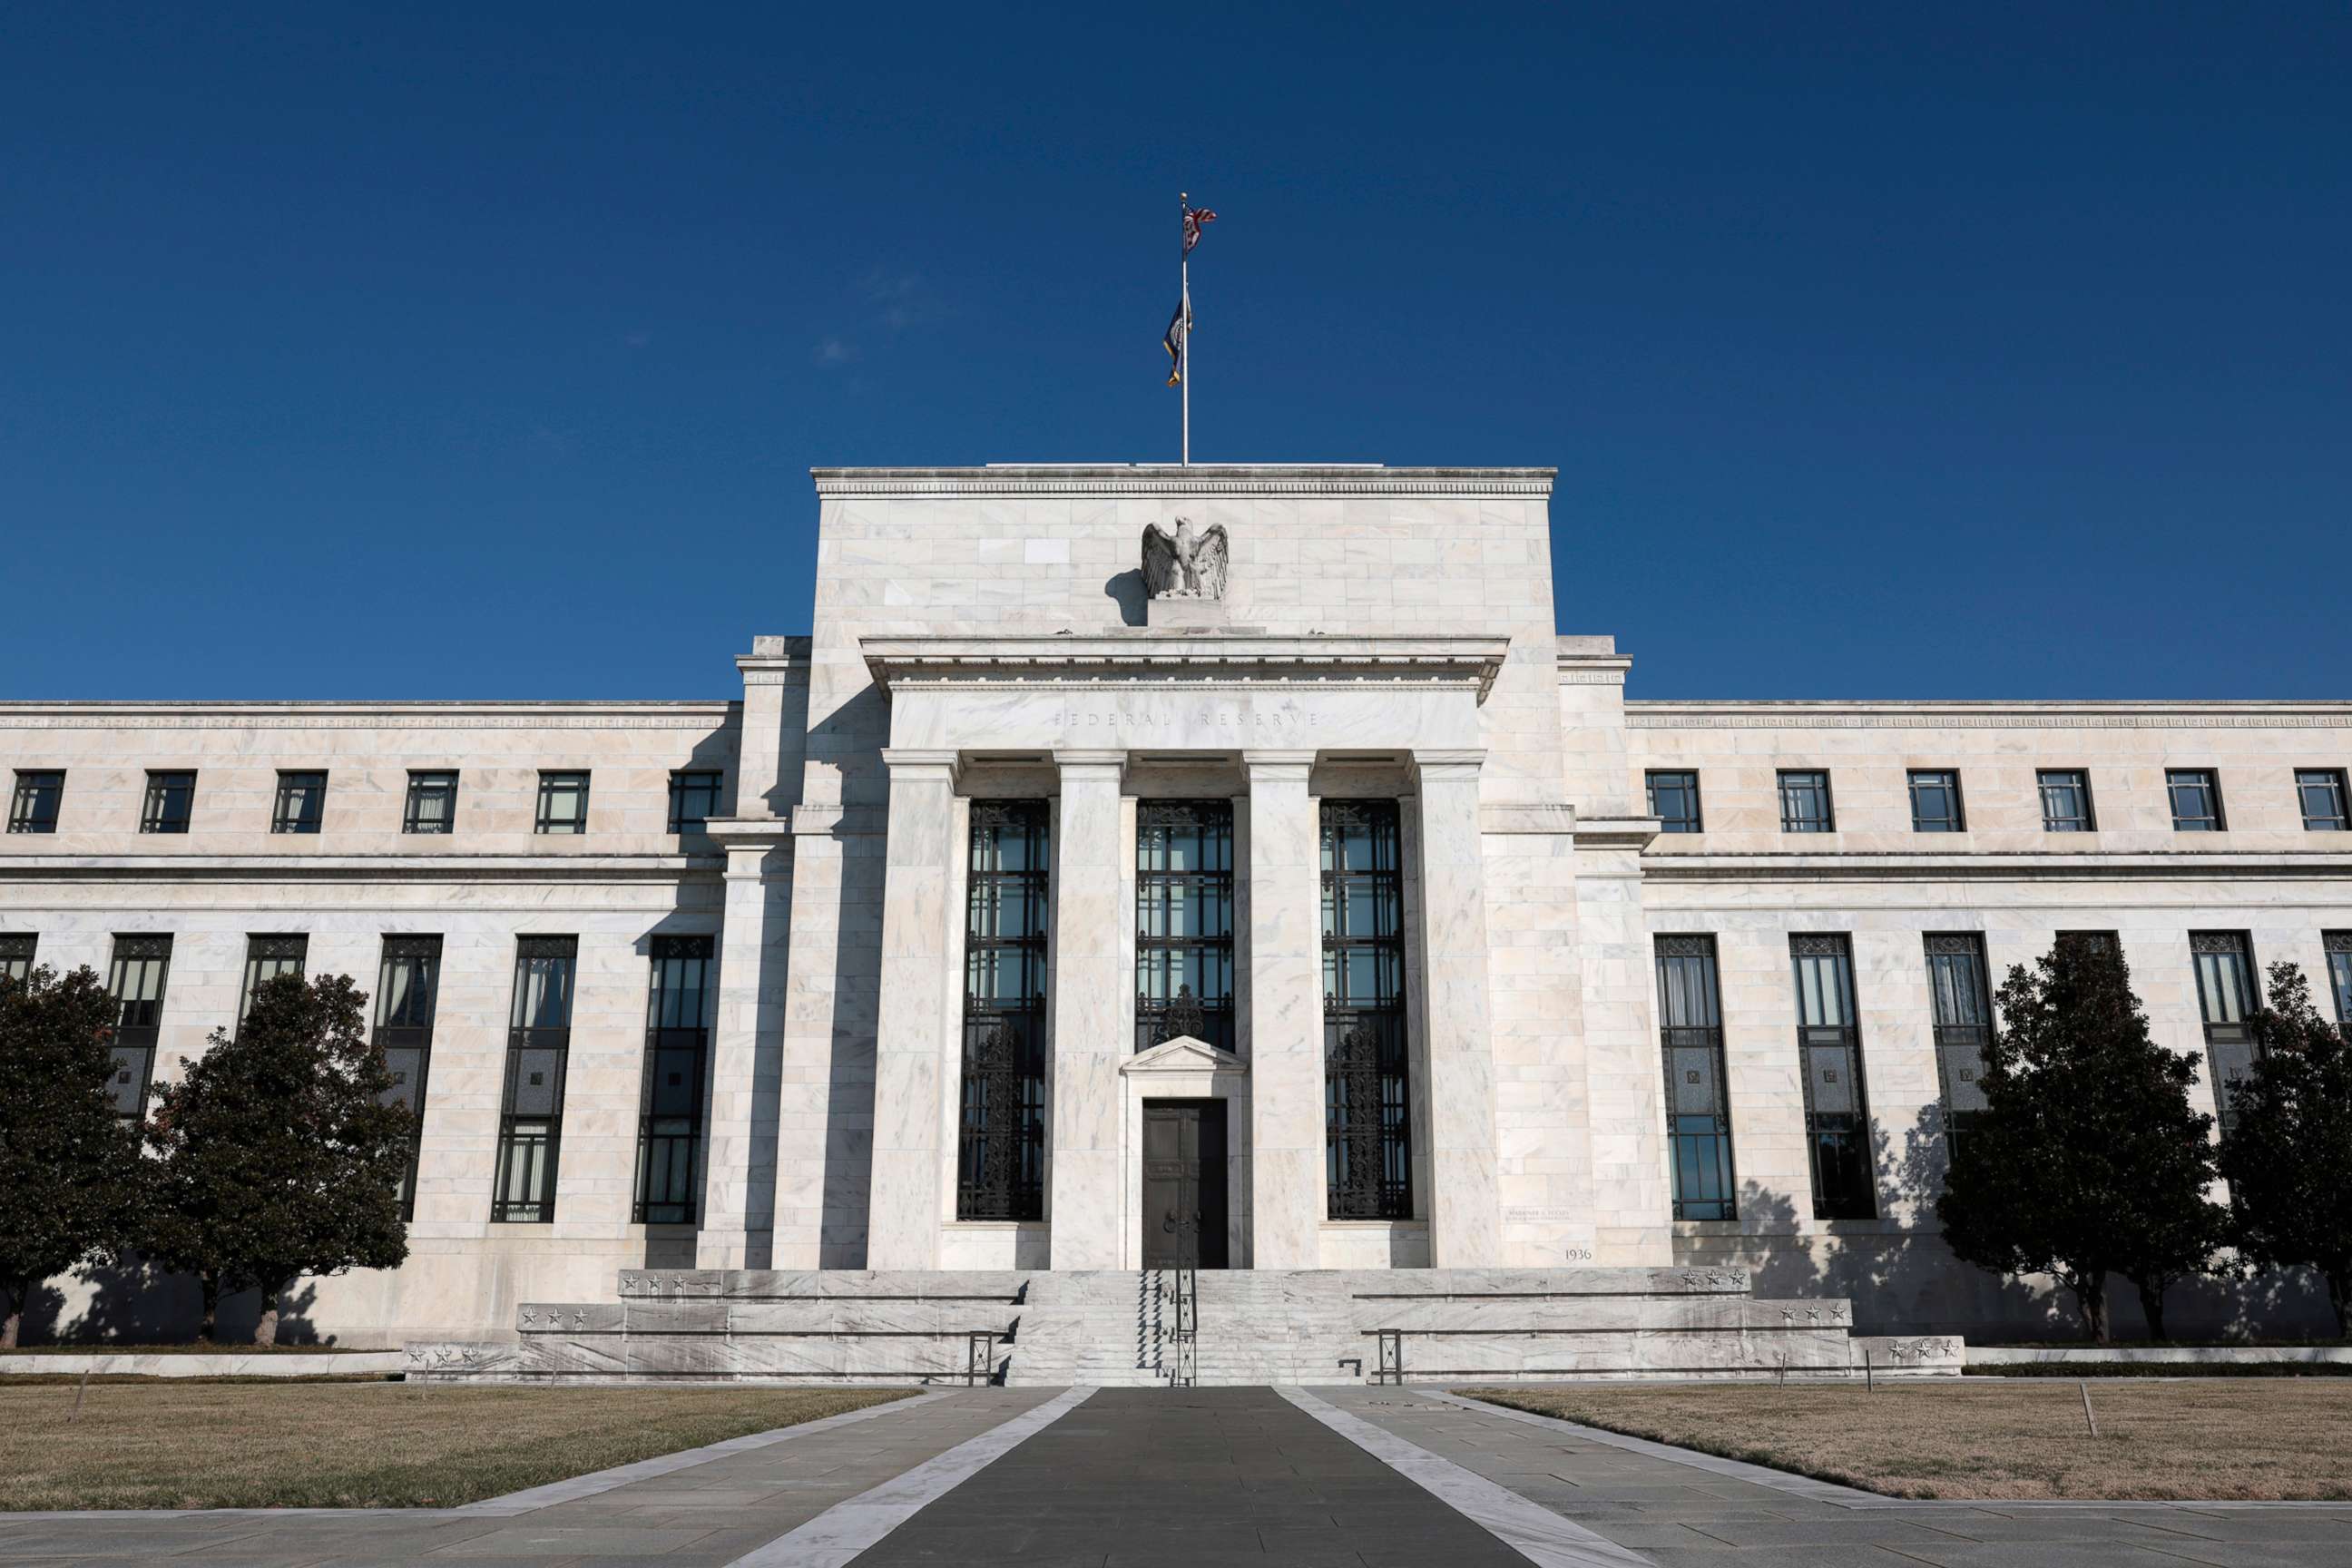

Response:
(1699, 1104), (2338, 1343)
(24, 1259), (330, 1347)
(1103, 570), (1148, 628)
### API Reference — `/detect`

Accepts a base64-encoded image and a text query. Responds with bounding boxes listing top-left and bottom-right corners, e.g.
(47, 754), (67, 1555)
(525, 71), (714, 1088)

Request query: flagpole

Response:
(1180, 191), (1191, 466)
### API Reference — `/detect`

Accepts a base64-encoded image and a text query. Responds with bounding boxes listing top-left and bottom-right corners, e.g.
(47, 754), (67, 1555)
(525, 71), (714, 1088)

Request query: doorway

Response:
(1141, 1099), (1229, 1269)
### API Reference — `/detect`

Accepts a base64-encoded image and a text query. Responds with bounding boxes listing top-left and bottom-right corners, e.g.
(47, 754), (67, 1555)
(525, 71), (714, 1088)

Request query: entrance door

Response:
(1141, 1100), (1229, 1269)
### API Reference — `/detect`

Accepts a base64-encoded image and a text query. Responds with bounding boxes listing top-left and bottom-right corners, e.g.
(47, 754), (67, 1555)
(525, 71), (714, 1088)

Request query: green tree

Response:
(142, 972), (411, 1344)
(2219, 961), (2352, 1337)
(0, 965), (144, 1348)
(1938, 938), (2228, 1341)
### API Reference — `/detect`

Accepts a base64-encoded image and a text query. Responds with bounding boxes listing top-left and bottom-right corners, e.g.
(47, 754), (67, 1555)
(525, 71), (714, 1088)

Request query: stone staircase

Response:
(1004, 1270), (1173, 1387)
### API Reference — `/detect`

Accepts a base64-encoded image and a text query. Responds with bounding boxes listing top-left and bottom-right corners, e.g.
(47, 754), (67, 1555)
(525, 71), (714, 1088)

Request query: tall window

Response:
(239, 934), (308, 1021)
(0, 934), (34, 986)
(141, 771), (195, 834)
(2191, 931), (2259, 1131)
(404, 770), (458, 834)
(105, 935), (172, 1121)
(2056, 928), (2119, 958)
(271, 771), (327, 834)
(1925, 935), (1994, 1145)
(636, 935), (715, 1225)
(1789, 935), (1876, 1220)
(1655, 936), (1735, 1220)
(1322, 800), (1411, 1220)
(667, 771), (724, 833)
(2326, 933), (2352, 1025)
(1646, 770), (1702, 834)
(957, 802), (1049, 1221)
(2298, 769), (2350, 832)
(534, 772), (591, 835)
(1777, 770), (1835, 833)
(375, 936), (442, 1221)
(495, 936), (576, 1221)
(8, 770), (62, 834)
(2038, 769), (2095, 832)
(1135, 799), (1234, 1053)
(2168, 769), (2225, 831)
(1907, 769), (1965, 832)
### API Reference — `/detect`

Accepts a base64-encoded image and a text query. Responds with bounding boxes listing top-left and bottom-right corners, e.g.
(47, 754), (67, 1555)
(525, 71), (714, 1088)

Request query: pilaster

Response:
(1415, 748), (1503, 1265)
(864, 749), (961, 1269)
(697, 818), (793, 1269)
(1245, 750), (1322, 1268)
(1047, 750), (1128, 1268)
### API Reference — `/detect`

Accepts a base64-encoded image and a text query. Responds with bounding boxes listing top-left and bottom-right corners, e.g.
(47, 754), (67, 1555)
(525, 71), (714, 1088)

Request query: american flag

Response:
(1182, 204), (1217, 256)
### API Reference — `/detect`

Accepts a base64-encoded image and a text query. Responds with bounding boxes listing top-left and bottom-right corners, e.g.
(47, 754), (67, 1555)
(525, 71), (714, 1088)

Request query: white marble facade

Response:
(3, 465), (2348, 1342)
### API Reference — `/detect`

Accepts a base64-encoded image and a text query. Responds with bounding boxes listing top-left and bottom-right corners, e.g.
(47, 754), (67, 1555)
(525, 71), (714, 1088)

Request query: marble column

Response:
(1047, 750), (1126, 1269)
(1246, 750), (1323, 1269)
(697, 820), (792, 1270)
(1415, 749), (1504, 1266)
(863, 749), (960, 1269)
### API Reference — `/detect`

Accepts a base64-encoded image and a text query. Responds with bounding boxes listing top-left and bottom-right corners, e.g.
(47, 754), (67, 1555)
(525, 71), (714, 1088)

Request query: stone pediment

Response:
(1120, 1036), (1247, 1076)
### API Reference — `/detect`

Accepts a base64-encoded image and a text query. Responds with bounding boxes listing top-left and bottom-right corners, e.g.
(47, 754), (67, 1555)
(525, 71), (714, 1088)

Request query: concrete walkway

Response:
(4, 1385), (2351, 1566)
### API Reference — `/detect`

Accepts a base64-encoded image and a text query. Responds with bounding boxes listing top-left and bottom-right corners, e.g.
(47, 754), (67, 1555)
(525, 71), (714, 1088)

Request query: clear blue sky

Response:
(4, 5), (2346, 701)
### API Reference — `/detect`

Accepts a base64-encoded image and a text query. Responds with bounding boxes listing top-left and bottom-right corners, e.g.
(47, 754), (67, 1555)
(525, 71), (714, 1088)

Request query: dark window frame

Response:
(634, 934), (716, 1225)
(140, 771), (195, 835)
(1789, 933), (1877, 1220)
(2191, 930), (2259, 1132)
(2168, 769), (2226, 832)
(1925, 934), (1994, 1147)
(2297, 769), (2350, 833)
(666, 770), (725, 835)
(1906, 769), (1966, 833)
(375, 936), (443, 1222)
(2037, 769), (2096, 832)
(1134, 799), (1236, 1054)
(2325, 932), (2352, 1026)
(1646, 770), (1703, 834)
(8, 770), (63, 835)
(494, 936), (578, 1221)
(238, 934), (309, 1022)
(0, 933), (35, 987)
(534, 771), (592, 836)
(104, 934), (172, 1122)
(1777, 769), (1836, 834)
(2055, 928), (2120, 958)
(957, 801), (1050, 1222)
(403, 771), (459, 835)
(1655, 934), (1736, 1221)
(270, 770), (328, 835)
(1322, 799), (1412, 1221)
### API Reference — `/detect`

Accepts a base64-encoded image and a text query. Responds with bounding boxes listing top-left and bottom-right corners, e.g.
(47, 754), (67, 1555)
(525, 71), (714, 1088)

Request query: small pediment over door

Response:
(1120, 1035), (1248, 1077)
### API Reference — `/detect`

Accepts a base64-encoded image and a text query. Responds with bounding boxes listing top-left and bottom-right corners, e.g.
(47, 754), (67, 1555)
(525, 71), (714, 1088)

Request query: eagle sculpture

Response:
(1141, 515), (1230, 600)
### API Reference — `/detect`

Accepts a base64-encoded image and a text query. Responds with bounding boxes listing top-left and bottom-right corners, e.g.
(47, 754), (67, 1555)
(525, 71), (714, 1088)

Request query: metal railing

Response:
(1165, 1268), (1198, 1387)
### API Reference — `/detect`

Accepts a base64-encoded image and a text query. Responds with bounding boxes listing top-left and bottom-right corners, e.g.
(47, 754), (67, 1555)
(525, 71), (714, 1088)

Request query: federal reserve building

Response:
(5, 463), (2349, 1382)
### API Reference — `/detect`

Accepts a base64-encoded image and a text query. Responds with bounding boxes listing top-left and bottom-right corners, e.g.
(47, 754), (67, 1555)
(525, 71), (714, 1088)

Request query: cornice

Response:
(860, 633), (1509, 705)
(0, 853), (722, 884)
(1628, 701), (2352, 730)
(1639, 850), (2352, 883)
(0, 702), (738, 731)
(810, 465), (1554, 499)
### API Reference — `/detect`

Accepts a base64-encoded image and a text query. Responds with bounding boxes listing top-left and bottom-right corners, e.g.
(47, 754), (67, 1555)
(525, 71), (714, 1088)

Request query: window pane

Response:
(1647, 770), (1701, 833)
(142, 772), (195, 834)
(239, 935), (309, 1021)
(2168, 769), (2223, 831)
(8, 771), (63, 834)
(1908, 769), (1964, 832)
(1778, 771), (1833, 832)
(2298, 770), (2349, 832)
(959, 801), (1048, 1221)
(1655, 936), (1734, 1220)
(2038, 769), (2094, 832)
(0, 934), (35, 986)
(272, 772), (326, 834)
(668, 771), (723, 832)
(1788, 935), (1873, 1220)
(405, 772), (457, 834)
(2326, 935), (2352, 1024)
(536, 773), (590, 834)
(1135, 800), (1235, 1053)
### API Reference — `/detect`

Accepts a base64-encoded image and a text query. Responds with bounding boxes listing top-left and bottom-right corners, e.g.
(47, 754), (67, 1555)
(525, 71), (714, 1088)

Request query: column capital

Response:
(1241, 749), (1318, 778)
(1052, 748), (1128, 776)
(878, 748), (961, 780)
(1413, 748), (1487, 784)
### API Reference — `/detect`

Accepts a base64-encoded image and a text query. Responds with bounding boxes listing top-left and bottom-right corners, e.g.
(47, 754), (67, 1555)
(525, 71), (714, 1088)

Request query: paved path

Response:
(5, 1385), (2352, 1566)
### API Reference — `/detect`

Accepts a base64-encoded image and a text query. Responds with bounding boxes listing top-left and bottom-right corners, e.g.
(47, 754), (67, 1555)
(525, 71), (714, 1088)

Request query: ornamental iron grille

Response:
(534, 772), (591, 835)
(635, 935), (714, 1224)
(0, 934), (35, 987)
(1135, 800), (1235, 1054)
(1655, 935), (1736, 1220)
(2168, 769), (2225, 832)
(403, 771), (458, 834)
(2325, 933), (2352, 1025)
(1777, 770), (1834, 833)
(958, 802), (1049, 1220)
(2037, 769), (2095, 832)
(2055, 929), (2119, 958)
(667, 771), (724, 834)
(1646, 770), (1702, 834)
(1907, 770), (1965, 833)
(105, 935), (172, 1121)
(141, 771), (194, 834)
(271, 771), (327, 834)
(1322, 800), (1411, 1220)
(2298, 769), (2350, 833)
(1924, 935), (1993, 1145)
(1789, 934), (1877, 1220)
(494, 936), (576, 1221)
(239, 934), (309, 1023)
(2191, 931), (2259, 1133)
(375, 936), (442, 1221)
(9, 770), (63, 834)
